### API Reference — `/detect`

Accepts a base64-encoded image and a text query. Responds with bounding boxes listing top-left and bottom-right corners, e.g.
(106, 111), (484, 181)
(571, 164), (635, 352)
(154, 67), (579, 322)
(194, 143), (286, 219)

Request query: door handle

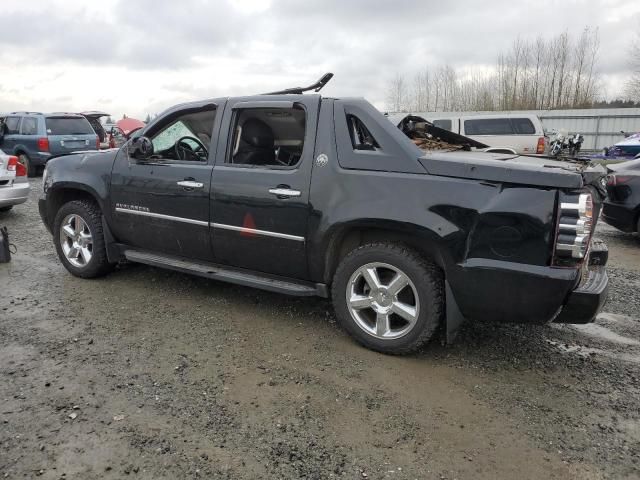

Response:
(177, 180), (204, 189)
(268, 187), (301, 198)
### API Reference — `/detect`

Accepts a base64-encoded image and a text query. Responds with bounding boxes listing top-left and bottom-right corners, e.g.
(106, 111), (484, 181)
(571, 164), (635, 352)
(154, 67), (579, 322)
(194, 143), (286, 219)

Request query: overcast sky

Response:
(1, 0), (638, 119)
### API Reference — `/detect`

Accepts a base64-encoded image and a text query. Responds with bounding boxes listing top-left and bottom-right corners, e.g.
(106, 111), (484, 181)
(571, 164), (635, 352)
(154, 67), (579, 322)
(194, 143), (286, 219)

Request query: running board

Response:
(123, 250), (326, 297)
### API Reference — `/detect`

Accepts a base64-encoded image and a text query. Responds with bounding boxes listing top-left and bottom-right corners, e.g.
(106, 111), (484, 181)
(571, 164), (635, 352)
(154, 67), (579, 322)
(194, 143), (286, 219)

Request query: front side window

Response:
(5, 117), (20, 134)
(227, 107), (306, 168)
(45, 117), (94, 135)
(20, 117), (38, 135)
(149, 108), (216, 162)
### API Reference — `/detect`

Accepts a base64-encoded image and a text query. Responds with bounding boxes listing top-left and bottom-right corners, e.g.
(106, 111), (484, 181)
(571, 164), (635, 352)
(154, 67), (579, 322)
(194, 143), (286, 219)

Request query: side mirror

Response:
(127, 136), (154, 160)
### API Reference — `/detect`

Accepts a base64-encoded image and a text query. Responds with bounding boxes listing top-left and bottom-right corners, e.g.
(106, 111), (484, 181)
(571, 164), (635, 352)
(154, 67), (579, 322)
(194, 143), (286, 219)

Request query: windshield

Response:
(45, 117), (94, 135)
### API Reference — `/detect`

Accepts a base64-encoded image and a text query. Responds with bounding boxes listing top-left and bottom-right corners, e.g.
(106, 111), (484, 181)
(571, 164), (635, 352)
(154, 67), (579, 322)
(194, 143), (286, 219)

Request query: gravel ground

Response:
(1, 179), (639, 479)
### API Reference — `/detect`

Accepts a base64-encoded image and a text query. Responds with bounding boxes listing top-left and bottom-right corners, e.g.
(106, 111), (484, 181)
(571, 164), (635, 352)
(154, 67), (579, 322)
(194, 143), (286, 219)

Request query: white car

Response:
(418, 113), (547, 155)
(0, 148), (30, 212)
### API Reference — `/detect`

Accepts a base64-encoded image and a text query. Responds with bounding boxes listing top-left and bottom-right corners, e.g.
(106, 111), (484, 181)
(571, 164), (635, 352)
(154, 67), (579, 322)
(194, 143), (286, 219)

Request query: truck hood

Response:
(418, 151), (607, 191)
(48, 149), (119, 171)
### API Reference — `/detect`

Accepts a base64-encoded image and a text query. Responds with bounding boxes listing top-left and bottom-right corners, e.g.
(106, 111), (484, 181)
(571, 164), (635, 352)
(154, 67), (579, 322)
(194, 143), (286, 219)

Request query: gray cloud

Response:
(0, 0), (638, 117)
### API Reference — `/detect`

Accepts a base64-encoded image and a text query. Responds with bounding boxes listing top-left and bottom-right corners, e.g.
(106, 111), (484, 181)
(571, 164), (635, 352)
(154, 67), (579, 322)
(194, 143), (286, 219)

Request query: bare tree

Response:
(385, 27), (601, 113)
(386, 73), (408, 112)
(625, 30), (640, 101)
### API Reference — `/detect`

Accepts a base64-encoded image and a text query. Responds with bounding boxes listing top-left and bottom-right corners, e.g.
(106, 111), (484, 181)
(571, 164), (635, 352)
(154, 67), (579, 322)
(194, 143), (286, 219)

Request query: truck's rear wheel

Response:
(332, 243), (444, 354)
(53, 200), (114, 278)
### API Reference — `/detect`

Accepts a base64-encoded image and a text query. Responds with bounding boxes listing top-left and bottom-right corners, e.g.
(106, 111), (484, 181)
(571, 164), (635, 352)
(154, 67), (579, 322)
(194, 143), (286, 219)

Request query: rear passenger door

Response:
(209, 97), (319, 280)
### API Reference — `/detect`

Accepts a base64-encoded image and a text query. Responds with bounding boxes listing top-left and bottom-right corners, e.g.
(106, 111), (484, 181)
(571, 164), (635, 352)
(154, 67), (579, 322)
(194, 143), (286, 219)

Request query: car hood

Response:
(419, 150), (607, 191)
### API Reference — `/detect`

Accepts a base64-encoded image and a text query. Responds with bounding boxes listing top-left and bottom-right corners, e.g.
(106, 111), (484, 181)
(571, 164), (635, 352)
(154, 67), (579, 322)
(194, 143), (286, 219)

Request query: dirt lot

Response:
(1, 179), (639, 480)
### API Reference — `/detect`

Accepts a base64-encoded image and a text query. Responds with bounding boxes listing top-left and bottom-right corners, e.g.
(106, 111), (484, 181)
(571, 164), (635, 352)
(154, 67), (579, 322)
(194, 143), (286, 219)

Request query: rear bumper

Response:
(0, 181), (30, 208)
(31, 152), (52, 166)
(553, 264), (608, 324)
(602, 201), (636, 232)
(449, 239), (608, 325)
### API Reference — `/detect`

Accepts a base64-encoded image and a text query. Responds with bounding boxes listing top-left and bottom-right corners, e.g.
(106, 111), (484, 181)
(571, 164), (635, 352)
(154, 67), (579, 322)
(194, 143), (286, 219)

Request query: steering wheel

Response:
(175, 136), (207, 161)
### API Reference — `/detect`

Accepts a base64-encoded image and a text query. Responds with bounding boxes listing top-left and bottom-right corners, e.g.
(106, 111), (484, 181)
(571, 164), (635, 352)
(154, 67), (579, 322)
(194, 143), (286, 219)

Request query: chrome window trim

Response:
(211, 223), (305, 242)
(115, 207), (209, 227)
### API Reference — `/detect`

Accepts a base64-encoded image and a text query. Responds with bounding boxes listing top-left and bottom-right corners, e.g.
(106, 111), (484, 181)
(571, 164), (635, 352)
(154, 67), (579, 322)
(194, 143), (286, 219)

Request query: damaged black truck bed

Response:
(38, 80), (609, 354)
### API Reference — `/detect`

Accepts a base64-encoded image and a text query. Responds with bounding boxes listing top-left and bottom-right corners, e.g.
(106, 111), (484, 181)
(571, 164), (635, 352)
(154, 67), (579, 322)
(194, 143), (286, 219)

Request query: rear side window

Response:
(511, 118), (536, 134)
(346, 114), (380, 151)
(432, 119), (452, 131)
(45, 117), (94, 135)
(464, 117), (536, 135)
(20, 117), (38, 135)
(5, 117), (20, 134)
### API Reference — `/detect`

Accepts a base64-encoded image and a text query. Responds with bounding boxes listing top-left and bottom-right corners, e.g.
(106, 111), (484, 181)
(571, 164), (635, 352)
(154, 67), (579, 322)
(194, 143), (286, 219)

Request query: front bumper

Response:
(38, 196), (52, 233)
(0, 181), (30, 208)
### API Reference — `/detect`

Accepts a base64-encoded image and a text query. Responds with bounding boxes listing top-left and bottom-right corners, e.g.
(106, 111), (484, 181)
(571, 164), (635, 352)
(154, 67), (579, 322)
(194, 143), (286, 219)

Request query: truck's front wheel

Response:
(53, 200), (114, 278)
(332, 243), (444, 354)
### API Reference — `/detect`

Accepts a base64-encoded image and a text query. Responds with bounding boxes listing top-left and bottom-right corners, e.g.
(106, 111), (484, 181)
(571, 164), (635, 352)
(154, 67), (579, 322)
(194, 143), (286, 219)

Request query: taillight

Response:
(607, 175), (631, 186)
(15, 162), (27, 177)
(37, 137), (49, 152)
(536, 137), (545, 154)
(552, 192), (594, 267)
(6, 156), (18, 171)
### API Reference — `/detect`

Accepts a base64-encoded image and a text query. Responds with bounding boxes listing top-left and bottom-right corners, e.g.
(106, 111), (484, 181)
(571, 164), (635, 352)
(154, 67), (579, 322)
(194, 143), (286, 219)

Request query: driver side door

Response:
(109, 103), (221, 261)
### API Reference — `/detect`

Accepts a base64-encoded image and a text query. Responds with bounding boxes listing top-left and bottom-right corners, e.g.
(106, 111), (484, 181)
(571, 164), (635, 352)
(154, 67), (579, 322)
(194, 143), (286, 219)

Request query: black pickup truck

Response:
(38, 77), (609, 354)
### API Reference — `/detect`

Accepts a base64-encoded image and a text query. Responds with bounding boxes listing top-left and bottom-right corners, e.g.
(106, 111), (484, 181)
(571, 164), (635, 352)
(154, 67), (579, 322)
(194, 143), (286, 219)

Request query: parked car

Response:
(0, 148), (30, 212)
(38, 75), (608, 354)
(80, 111), (111, 149)
(602, 159), (640, 233)
(417, 113), (547, 155)
(107, 118), (145, 148)
(0, 112), (99, 177)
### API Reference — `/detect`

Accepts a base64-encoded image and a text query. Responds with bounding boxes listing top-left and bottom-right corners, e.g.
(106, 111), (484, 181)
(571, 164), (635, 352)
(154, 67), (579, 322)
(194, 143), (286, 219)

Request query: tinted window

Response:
(227, 107), (306, 168)
(432, 119), (452, 131)
(346, 114), (380, 151)
(45, 117), (94, 135)
(464, 118), (514, 135)
(5, 117), (20, 134)
(511, 118), (536, 134)
(20, 117), (38, 135)
(464, 117), (537, 135)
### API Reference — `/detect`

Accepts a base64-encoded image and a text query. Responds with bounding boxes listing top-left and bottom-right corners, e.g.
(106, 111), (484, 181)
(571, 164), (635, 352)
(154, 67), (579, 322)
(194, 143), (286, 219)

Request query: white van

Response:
(421, 113), (547, 155)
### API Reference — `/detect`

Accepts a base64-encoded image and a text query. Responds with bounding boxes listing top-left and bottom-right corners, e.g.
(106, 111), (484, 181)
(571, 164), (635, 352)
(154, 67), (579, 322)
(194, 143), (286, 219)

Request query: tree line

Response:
(386, 28), (601, 112)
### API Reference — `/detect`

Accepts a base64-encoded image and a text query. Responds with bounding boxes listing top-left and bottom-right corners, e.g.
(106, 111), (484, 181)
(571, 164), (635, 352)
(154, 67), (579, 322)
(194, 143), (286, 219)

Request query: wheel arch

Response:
(322, 220), (449, 285)
(45, 185), (104, 230)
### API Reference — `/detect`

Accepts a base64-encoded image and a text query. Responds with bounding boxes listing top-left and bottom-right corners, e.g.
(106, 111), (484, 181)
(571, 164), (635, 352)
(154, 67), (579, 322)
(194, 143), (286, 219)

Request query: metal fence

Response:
(408, 108), (640, 152)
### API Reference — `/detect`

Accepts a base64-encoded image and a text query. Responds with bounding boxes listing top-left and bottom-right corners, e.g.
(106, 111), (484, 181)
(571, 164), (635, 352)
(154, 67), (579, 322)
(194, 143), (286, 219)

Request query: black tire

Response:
(53, 200), (114, 278)
(0, 205), (13, 213)
(331, 243), (444, 354)
(18, 153), (37, 177)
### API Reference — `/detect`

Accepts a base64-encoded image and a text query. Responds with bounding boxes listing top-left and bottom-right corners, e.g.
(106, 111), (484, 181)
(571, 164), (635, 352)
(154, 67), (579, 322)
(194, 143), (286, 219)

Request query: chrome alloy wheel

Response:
(59, 214), (93, 268)
(346, 262), (420, 339)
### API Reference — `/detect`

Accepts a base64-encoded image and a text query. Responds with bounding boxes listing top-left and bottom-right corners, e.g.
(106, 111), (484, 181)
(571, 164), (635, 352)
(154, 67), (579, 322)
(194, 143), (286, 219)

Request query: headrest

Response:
(241, 118), (274, 149)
